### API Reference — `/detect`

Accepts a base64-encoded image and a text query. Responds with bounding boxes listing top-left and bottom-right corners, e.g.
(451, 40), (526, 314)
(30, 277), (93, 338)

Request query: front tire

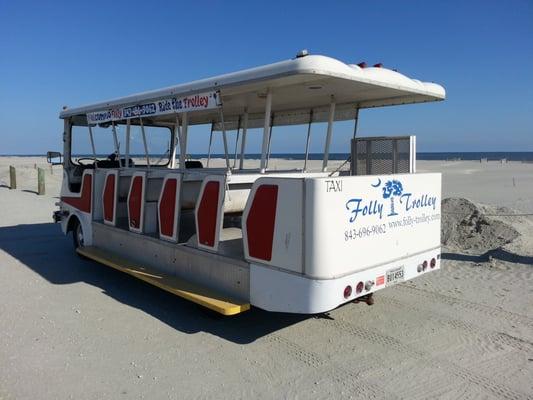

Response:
(72, 220), (87, 258)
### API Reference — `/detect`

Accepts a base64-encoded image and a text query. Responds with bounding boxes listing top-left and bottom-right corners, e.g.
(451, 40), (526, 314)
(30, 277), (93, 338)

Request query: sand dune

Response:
(0, 156), (532, 399)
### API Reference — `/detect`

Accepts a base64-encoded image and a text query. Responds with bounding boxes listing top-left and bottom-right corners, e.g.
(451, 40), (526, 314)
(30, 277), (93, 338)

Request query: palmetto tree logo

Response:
(382, 180), (403, 216)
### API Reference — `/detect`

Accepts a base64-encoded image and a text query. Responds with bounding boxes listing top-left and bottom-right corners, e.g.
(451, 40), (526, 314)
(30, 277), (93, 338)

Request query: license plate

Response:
(386, 266), (404, 286)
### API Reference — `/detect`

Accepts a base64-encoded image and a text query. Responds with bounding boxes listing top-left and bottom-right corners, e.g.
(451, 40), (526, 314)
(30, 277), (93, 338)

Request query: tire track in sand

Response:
(322, 317), (530, 400)
(396, 284), (533, 328)
(379, 295), (533, 353)
(263, 333), (398, 399)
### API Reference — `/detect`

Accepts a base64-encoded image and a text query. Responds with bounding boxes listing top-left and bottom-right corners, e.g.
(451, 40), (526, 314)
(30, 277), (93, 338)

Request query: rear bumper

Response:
(250, 247), (441, 314)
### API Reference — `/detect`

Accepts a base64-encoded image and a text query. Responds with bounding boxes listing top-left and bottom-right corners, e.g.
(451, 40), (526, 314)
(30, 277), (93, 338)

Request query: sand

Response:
(1, 156), (532, 399)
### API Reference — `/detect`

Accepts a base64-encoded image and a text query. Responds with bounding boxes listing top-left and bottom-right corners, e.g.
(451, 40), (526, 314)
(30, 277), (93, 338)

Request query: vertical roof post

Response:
(352, 107), (360, 139)
(233, 115), (242, 169)
(207, 121), (214, 167)
(303, 109), (314, 172)
(322, 98), (336, 172)
(265, 114), (274, 169)
(266, 113), (274, 169)
(170, 114), (180, 169)
(125, 119), (131, 168)
(260, 89), (272, 173)
(219, 108), (231, 170)
(87, 125), (97, 159)
(179, 113), (188, 170)
(111, 121), (121, 165)
(139, 118), (150, 168)
(238, 111), (248, 170)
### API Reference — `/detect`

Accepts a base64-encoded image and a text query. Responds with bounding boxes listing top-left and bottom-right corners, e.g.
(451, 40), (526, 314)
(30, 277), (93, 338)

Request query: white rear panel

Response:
(304, 173), (441, 279)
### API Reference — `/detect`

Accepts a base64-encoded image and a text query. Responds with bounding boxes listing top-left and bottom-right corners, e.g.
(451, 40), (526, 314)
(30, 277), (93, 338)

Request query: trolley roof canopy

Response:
(61, 53), (446, 130)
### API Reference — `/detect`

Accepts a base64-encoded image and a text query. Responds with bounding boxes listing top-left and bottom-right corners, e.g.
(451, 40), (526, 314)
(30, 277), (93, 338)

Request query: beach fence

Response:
(37, 167), (45, 195)
(9, 166), (16, 189)
(481, 157), (508, 163)
(7, 165), (46, 195)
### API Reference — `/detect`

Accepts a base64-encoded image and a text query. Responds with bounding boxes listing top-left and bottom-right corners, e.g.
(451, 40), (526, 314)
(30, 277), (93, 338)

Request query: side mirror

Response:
(47, 151), (63, 165)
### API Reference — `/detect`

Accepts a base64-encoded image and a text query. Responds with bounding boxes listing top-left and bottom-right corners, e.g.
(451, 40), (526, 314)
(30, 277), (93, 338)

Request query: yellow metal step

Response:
(77, 246), (250, 316)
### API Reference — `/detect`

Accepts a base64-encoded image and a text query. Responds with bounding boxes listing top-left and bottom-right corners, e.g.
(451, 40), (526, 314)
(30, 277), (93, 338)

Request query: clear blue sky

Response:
(0, 0), (532, 154)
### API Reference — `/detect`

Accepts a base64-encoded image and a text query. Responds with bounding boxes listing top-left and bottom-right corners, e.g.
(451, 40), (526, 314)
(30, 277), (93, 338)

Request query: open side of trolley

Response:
(51, 52), (445, 315)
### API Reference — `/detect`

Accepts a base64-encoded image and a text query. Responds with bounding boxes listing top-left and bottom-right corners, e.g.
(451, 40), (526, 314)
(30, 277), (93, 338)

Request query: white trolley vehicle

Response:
(50, 52), (445, 315)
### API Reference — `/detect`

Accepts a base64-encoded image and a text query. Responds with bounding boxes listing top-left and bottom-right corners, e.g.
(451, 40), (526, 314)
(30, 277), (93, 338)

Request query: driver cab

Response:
(65, 118), (172, 193)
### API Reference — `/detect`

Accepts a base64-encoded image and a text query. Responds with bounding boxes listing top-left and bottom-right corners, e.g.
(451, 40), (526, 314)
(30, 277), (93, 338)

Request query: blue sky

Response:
(0, 0), (532, 154)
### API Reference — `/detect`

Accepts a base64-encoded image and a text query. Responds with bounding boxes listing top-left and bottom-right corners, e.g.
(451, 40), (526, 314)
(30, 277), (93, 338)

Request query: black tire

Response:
(72, 219), (87, 258)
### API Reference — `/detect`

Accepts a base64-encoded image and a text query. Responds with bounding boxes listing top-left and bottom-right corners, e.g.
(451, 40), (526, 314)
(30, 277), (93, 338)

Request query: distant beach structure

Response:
(2, 151), (533, 161)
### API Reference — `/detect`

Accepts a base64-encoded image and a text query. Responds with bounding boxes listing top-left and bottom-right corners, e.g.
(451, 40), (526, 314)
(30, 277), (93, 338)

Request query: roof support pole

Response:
(303, 110), (314, 172)
(322, 99), (336, 172)
(207, 121), (214, 167)
(260, 89), (272, 173)
(352, 107), (360, 138)
(265, 114), (274, 169)
(219, 108), (231, 170)
(170, 114), (180, 168)
(179, 113), (188, 170)
(125, 120), (131, 168)
(232, 115), (241, 169)
(139, 118), (150, 168)
(111, 122), (121, 163)
(238, 111), (248, 170)
(87, 125), (97, 159)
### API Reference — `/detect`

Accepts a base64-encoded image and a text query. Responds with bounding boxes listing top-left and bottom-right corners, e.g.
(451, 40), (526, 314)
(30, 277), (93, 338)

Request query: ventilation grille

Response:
(351, 136), (416, 175)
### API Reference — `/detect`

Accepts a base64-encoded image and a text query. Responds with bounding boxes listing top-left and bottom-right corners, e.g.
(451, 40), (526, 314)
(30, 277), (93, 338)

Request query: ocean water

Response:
(189, 152), (533, 162)
(3, 152), (533, 161)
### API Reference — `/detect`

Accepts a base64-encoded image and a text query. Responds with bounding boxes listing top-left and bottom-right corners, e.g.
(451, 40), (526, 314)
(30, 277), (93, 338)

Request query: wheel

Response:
(72, 220), (87, 258)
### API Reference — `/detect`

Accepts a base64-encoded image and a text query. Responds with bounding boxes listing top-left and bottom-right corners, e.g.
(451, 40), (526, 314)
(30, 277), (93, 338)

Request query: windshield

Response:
(71, 123), (172, 166)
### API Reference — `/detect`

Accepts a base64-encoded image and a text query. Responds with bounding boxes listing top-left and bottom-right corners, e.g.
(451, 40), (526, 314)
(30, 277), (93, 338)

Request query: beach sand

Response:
(1, 156), (532, 399)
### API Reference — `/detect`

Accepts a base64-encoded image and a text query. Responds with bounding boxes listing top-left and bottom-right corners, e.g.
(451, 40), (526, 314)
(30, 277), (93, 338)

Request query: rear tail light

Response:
(357, 62), (367, 68)
(344, 285), (352, 299)
(373, 63), (383, 68)
(430, 258), (436, 268)
(422, 260), (428, 271)
(356, 281), (364, 294)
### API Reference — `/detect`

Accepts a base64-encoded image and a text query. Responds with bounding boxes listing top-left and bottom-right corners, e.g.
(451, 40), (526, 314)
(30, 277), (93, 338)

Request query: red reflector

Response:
(376, 275), (385, 286)
(355, 281), (364, 294)
(430, 258), (436, 268)
(344, 285), (352, 299)
(422, 260), (428, 271)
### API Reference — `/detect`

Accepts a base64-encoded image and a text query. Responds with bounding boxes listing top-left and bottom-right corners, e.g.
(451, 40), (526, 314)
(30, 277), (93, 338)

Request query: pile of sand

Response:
(441, 198), (519, 254)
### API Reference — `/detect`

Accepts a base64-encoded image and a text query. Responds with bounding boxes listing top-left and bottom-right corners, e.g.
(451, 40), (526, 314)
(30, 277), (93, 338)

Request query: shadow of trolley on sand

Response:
(0, 222), (308, 344)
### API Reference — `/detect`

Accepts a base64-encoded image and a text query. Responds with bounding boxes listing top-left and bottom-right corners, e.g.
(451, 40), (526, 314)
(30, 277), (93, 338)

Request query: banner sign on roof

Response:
(86, 91), (220, 124)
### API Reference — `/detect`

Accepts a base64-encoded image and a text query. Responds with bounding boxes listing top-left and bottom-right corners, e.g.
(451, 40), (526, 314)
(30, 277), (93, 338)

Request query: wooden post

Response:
(37, 168), (45, 195)
(9, 166), (16, 189)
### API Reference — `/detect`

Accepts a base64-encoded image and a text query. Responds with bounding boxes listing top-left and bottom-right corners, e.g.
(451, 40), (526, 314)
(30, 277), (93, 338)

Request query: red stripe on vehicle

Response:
(159, 178), (177, 238)
(197, 181), (220, 247)
(246, 185), (278, 261)
(128, 176), (144, 229)
(62, 174), (92, 213)
(103, 174), (116, 223)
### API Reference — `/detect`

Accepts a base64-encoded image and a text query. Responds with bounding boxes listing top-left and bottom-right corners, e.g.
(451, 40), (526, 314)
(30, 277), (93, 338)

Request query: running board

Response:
(77, 246), (250, 316)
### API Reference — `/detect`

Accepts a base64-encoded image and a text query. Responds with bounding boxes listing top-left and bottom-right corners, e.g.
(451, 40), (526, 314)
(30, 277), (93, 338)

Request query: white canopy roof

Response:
(61, 53), (445, 128)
